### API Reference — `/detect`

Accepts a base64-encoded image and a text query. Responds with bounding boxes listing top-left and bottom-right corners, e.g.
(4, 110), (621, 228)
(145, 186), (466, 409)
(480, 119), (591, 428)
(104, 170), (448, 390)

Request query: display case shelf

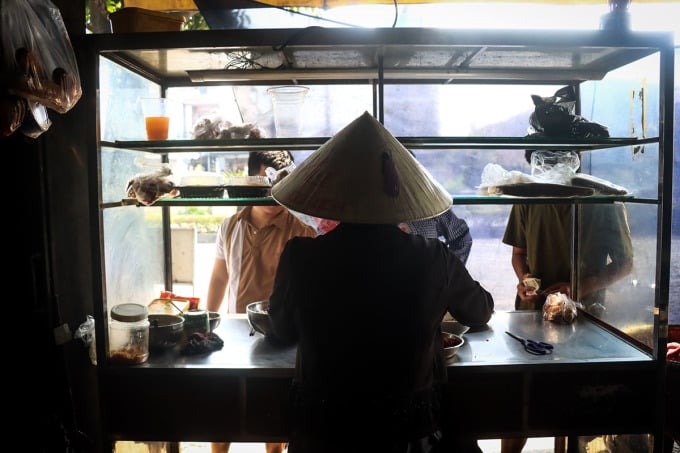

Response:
(107, 136), (658, 153)
(115, 193), (645, 208)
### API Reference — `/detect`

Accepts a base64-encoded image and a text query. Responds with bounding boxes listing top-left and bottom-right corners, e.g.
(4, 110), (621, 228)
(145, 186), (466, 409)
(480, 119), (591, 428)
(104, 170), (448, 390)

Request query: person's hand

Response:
(542, 281), (571, 298)
(668, 342), (680, 361)
(516, 274), (541, 303)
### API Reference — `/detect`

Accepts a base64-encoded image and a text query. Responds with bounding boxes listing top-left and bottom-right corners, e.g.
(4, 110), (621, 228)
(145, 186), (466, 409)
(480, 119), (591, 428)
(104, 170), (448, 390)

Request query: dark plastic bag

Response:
(0, 0), (82, 114)
(528, 86), (609, 138)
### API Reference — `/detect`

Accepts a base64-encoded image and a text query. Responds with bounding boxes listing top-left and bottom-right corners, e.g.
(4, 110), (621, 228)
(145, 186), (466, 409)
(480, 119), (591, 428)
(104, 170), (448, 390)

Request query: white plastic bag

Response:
(74, 315), (97, 365)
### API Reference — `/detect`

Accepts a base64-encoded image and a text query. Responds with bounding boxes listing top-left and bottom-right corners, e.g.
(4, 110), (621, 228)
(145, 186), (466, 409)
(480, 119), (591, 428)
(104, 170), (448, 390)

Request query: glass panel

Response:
(577, 202), (656, 349)
(581, 143), (659, 199)
(99, 56), (164, 141)
(463, 205), (517, 312)
(102, 206), (165, 315)
(167, 85), (374, 140)
(101, 146), (163, 204)
(669, 47), (680, 330)
(581, 53), (660, 139)
(383, 84), (557, 137)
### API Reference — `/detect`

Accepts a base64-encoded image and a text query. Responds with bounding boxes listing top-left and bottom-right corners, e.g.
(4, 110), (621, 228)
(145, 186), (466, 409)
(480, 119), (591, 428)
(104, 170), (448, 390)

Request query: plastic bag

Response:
(0, 95), (26, 137)
(126, 164), (179, 206)
(543, 292), (582, 324)
(1, 0), (82, 114)
(74, 315), (97, 365)
(265, 162), (297, 186)
(477, 162), (536, 194)
(530, 150), (580, 184)
(527, 86), (609, 138)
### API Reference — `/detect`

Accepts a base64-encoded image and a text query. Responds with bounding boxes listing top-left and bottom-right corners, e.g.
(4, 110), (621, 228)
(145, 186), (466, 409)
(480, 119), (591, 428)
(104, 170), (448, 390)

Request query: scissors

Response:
(505, 331), (554, 355)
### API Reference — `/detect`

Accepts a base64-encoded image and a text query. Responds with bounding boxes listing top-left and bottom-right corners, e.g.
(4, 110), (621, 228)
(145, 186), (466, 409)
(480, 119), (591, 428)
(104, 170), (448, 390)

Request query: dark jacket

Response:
(269, 223), (494, 452)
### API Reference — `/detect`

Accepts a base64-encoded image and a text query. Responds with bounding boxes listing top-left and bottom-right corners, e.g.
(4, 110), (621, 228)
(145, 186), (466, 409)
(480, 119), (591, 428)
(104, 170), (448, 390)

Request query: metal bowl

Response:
(442, 332), (465, 359)
(209, 311), (221, 331)
(246, 301), (273, 336)
(149, 314), (185, 352)
(441, 321), (470, 337)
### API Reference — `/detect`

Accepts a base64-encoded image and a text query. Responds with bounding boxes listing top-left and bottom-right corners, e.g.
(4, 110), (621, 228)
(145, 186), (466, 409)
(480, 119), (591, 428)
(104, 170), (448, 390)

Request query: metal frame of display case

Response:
(79, 28), (674, 452)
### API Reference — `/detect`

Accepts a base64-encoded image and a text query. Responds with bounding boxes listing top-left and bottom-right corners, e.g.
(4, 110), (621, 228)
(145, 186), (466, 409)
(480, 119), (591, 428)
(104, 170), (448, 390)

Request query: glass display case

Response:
(81, 28), (674, 450)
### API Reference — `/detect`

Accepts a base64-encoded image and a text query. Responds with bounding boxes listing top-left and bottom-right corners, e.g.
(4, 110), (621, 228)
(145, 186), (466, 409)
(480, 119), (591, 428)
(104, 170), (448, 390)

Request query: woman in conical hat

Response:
(268, 112), (494, 453)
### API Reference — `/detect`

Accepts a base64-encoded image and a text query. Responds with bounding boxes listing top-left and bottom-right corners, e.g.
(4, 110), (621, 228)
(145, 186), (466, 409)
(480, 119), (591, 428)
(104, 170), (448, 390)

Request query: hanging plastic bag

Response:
(527, 86), (609, 138)
(0, 0), (82, 114)
(74, 315), (97, 365)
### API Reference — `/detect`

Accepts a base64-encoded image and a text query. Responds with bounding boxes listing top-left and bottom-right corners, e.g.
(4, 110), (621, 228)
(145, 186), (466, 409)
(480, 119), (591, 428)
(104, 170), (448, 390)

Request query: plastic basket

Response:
(109, 7), (185, 33)
(225, 185), (271, 198)
(177, 186), (224, 198)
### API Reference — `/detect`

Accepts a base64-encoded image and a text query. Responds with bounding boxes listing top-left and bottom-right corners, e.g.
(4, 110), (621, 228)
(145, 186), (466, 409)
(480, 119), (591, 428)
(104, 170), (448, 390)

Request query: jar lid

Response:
(111, 303), (148, 322)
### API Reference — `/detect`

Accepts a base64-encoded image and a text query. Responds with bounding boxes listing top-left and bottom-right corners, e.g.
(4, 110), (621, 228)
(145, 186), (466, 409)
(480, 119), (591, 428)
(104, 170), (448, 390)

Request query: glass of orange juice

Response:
(141, 98), (171, 140)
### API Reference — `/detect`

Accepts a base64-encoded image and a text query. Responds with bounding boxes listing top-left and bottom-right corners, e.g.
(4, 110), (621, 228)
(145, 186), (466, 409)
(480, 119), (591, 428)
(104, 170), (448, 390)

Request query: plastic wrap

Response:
(530, 150), (580, 184)
(543, 292), (582, 324)
(74, 315), (97, 365)
(265, 162), (296, 186)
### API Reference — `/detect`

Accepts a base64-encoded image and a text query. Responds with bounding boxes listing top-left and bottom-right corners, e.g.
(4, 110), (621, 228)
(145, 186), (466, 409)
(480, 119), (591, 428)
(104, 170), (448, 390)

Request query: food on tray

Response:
(570, 174), (629, 195)
(126, 166), (179, 205)
(191, 114), (263, 140)
(217, 123), (263, 139)
(494, 183), (594, 197)
(192, 116), (226, 139)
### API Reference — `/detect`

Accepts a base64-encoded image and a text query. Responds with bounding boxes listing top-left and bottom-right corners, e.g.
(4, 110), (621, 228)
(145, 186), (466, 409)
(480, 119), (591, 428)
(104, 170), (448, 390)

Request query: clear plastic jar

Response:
(108, 303), (149, 365)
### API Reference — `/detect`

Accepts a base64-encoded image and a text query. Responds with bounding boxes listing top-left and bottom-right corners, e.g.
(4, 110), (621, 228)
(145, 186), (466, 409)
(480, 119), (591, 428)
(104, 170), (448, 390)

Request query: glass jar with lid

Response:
(108, 303), (150, 365)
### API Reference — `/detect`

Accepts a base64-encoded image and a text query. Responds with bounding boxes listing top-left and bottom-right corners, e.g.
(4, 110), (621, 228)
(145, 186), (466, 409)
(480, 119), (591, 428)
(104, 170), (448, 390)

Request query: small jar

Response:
(108, 303), (150, 365)
(183, 309), (209, 336)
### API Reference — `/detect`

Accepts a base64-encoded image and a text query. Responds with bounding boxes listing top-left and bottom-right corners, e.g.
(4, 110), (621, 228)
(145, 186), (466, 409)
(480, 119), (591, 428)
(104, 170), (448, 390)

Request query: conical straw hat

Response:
(272, 111), (452, 224)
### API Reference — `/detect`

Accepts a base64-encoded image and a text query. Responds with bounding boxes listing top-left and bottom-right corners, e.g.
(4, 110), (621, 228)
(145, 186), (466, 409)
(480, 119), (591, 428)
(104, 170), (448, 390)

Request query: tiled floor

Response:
(120, 436), (680, 452)
(178, 438), (557, 453)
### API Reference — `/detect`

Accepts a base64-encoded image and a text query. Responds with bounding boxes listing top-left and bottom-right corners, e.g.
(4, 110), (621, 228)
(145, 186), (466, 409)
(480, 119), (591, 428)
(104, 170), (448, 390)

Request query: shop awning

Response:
(123, 0), (672, 13)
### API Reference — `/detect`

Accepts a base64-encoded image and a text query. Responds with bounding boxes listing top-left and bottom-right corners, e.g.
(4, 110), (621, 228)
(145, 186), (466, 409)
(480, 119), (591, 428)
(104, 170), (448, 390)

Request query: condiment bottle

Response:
(108, 303), (150, 365)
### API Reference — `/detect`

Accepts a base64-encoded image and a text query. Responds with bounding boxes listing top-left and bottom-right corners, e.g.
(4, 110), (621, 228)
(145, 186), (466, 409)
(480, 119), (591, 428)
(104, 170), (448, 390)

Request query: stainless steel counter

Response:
(104, 311), (658, 443)
(140, 310), (650, 372)
(451, 310), (650, 366)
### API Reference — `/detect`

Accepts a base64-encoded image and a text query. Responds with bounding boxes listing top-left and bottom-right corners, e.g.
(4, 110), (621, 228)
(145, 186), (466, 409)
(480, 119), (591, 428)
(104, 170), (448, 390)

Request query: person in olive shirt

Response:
(503, 151), (633, 313)
(206, 151), (317, 453)
(267, 112), (494, 453)
(499, 150), (634, 453)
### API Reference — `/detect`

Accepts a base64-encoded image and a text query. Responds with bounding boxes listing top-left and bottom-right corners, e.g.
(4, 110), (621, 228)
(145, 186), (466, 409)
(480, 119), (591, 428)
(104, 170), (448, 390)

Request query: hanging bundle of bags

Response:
(0, 0), (82, 138)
